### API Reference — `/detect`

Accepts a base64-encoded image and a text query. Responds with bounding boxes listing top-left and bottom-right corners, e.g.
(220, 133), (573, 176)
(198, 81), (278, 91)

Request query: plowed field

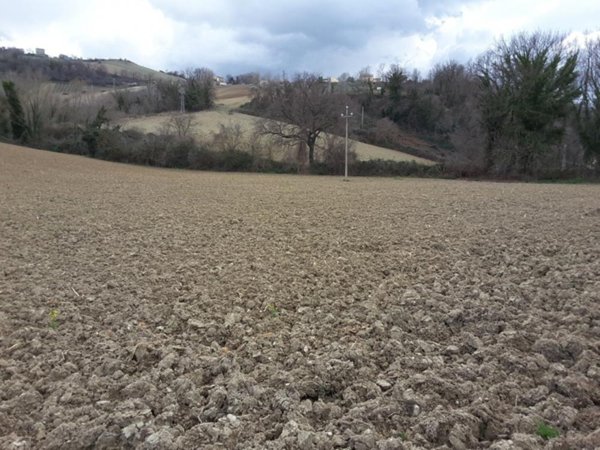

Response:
(1, 143), (599, 449)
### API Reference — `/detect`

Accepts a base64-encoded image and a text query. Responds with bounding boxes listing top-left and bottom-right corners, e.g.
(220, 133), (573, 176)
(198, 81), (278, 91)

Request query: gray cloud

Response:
(417, 0), (478, 14)
(148, 0), (467, 74)
(1, 0), (599, 77)
(151, 0), (427, 50)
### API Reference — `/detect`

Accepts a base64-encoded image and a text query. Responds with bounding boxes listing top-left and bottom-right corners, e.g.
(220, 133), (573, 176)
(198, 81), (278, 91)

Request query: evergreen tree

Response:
(1, 80), (28, 141)
(476, 32), (580, 175)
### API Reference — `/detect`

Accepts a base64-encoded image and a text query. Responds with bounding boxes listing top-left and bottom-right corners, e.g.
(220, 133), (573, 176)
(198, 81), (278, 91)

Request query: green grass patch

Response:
(536, 422), (560, 440)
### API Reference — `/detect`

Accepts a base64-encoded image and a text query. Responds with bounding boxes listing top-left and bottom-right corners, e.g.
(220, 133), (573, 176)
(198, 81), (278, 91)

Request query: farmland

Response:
(0, 143), (599, 449)
(117, 86), (435, 165)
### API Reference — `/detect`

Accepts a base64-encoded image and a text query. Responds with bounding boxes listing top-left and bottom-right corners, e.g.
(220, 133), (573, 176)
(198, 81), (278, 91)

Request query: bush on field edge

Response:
(18, 122), (443, 178)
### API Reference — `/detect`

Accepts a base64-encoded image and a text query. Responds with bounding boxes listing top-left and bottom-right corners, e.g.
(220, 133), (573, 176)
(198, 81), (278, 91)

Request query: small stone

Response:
(403, 400), (421, 417)
(297, 430), (316, 449)
(445, 345), (460, 355)
(226, 414), (238, 423)
(95, 431), (119, 449)
(122, 422), (143, 440)
(372, 321), (385, 335)
(511, 433), (542, 449)
(133, 343), (151, 363)
(489, 440), (514, 450)
(145, 428), (174, 448)
(224, 313), (239, 327)
(32, 422), (46, 441)
(376, 379), (392, 390)
(378, 437), (406, 450)
(187, 319), (204, 330)
(351, 431), (377, 450)
(9, 438), (28, 449)
(158, 353), (177, 369)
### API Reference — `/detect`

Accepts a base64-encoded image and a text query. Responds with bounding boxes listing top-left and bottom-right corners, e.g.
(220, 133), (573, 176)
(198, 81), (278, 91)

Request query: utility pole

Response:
(361, 105), (364, 129)
(178, 85), (186, 113)
(341, 105), (353, 180)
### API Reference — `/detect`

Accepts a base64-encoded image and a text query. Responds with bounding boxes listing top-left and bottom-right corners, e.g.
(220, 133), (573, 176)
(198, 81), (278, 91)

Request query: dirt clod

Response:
(0, 144), (599, 449)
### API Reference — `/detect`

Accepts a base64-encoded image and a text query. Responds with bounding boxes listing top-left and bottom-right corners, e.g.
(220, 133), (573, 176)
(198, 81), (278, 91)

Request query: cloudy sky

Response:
(1, 0), (599, 77)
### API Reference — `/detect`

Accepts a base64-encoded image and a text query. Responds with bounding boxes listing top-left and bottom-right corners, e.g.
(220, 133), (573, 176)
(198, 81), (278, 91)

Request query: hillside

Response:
(84, 59), (183, 84)
(118, 85), (436, 165)
(119, 110), (434, 165)
(0, 48), (180, 86)
(0, 49), (443, 164)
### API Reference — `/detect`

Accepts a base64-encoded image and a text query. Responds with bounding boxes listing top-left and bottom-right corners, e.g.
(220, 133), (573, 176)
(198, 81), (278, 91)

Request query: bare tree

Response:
(161, 113), (194, 138)
(577, 36), (600, 170)
(257, 73), (346, 165)
(430, 61), (471, 109)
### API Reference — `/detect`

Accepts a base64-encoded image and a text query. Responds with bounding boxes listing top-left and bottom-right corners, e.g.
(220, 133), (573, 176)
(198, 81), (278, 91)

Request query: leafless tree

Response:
(257, 73), (347, 165)
(577, 36), (600, 169)
(161, 113), (193, 138)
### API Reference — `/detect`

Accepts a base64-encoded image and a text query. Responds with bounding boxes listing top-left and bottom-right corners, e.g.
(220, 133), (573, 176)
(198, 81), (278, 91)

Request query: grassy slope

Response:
(85, 59), (182, 83)
(118, 86), (435, 165)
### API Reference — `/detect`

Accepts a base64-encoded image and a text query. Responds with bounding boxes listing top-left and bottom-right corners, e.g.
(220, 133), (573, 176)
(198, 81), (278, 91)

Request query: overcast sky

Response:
(1, 0), (599, 77)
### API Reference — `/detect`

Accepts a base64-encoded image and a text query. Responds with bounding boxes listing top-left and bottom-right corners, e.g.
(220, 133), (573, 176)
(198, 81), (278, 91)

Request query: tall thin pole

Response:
(345, 109), (348, 178)
(361, 106), (364, 128)
(341, 105), (353, 180)
(179, 86), (185, 113)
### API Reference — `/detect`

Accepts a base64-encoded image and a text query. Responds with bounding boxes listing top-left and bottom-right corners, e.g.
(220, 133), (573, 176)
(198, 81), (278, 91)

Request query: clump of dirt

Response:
(1, 143), (599, 449)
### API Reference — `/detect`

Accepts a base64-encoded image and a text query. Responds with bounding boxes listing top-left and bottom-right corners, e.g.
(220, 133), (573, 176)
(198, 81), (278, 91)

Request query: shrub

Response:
(163, 137), (196, 168)
(188, 144), (217, 170)
(349, 159), (444, 177)
(320, 134), (357, 175)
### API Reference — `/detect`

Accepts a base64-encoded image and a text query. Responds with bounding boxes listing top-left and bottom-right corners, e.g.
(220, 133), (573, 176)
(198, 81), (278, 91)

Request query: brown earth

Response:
(0, 143), (599, 449)
(215, 85), (253, 101)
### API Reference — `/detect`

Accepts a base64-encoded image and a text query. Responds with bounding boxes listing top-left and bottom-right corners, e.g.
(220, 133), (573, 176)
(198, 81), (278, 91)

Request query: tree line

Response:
(0, 48), (140, 85)
(1, 31), (599, 180)
(245, 31), (600, 179)
(0, 67), (216, 144)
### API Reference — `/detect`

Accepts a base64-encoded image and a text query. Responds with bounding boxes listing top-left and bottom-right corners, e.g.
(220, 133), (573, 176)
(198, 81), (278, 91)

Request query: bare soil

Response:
(215, 85), (253, 102)
(0, 143), (599, 449)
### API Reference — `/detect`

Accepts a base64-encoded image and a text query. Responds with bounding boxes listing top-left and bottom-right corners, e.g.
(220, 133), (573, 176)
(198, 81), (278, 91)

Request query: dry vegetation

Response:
(85, 60), (182, 84)
(118, 86), (434, 165)
(1, 143), (599, 449)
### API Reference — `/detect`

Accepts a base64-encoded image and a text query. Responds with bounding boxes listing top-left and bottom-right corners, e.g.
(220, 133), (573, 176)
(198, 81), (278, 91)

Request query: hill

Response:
(118, 85), (436, 165)
(0, 47), (180, 86)
(84, 59), (183, 84)
(0, 49), (440, 165)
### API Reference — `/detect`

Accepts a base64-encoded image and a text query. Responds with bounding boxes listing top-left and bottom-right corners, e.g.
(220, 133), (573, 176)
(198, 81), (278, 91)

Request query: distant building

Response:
(35, 48), (46, 57)
(214, 75), (227, 86)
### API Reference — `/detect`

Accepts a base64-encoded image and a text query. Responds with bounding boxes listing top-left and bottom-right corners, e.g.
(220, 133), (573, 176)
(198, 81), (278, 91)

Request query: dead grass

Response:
(116, 85), (434, 164)
(119, 93), (434, 165)
(85, 59), (182, 83)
